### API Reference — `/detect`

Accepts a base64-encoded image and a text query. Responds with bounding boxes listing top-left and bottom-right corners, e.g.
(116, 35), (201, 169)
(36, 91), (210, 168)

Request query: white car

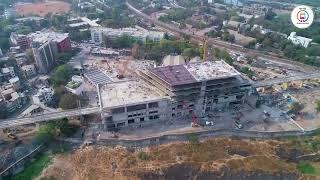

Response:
(205, 121), (214, 126)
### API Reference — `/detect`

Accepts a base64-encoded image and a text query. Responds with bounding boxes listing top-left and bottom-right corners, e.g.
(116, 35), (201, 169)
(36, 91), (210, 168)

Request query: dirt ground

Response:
(38, 138), (302, 180)
(292, 91), (320, 130)
(228, 29), (255, 46)
(15, 1), (71, 17)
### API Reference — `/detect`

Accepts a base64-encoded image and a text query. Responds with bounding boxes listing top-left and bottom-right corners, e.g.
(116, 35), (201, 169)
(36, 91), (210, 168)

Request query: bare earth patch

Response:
(15, 1), (71, 17)
(39, 138), (302, 180)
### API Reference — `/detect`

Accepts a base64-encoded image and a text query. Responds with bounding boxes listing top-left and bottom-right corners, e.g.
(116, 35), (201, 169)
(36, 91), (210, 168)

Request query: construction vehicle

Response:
(7, 132), (18, 140)
(235, 121), (243, 129)
(182, 101), (201, 127)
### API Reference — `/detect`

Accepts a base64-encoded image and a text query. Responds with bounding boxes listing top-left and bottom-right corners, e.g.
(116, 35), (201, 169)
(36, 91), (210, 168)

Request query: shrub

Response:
(138, 151), (149, 161)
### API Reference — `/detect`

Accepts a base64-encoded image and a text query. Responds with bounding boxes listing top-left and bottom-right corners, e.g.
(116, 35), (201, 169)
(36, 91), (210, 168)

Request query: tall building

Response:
(28, 30), (71, 73)
(32, 40), (57, 74)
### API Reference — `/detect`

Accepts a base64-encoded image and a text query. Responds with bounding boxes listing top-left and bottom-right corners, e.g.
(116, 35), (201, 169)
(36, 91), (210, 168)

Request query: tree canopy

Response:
(59, 93), (80, 110)
(49, 65), (72, 87)
(213, 48), (233, 65)
(104, 34), (142, 49)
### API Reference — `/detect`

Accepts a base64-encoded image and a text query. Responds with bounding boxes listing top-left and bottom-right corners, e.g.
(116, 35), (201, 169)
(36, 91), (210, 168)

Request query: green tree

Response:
(316, 101), (320, 112)
(182, 48), (200, 59)
(138, 151), (149, 161)
(35, 118), (70, 143)
(57, 53), (73, 63)
(289, 102), (303, 114)
(49, 65), (72, 86)
(0, 37), (9, 51)
(59, 93), (80, 110)
(0, 102), (7, 119)
(240, 66), (254, 78)
(35, 122), (57, 143)
(213, 48), (233, 65)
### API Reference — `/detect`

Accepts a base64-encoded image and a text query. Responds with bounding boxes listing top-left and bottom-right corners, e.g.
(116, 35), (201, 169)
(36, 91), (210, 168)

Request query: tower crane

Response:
(182, 101), (201, 127)
(97, 47), (112, 72)
(203, 37), (209, 61)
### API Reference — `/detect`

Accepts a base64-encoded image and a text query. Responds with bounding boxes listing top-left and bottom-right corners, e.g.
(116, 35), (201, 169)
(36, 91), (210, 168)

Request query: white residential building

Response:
(288, 32), (312, 48)
(1, 67), (15, 78)
(65, 75), (85, 95)
(32, 87), (54, 105)
(9, 77), (20, 90)
(162, 55), (186, 66)
(91, 26), (165, 44)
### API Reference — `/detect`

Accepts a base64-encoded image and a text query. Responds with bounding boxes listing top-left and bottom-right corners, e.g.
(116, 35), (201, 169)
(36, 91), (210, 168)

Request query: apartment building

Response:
(21, 64), (37, 78)
(98, 80), (170, 130)
(91, 26), (165, 44)
(98, 60), (254, 130)
(32, 86), (54, 105)
(10, 33), (30, 50)
(29, 30), (71, 73)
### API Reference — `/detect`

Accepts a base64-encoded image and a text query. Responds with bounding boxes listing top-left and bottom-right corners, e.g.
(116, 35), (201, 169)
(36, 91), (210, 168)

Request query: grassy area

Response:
(297, 162), (320, 176)
(7, 154), (52, 180)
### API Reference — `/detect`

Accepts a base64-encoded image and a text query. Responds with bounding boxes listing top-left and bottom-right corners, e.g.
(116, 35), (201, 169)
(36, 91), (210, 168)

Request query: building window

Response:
(172, 113), (175, 117)
(117, 122), (125, 127)
(140, 117), (145, 122)
(128, 119), (135, 124)
(236, 95), (244, 99)
(127, 104), (146, 112)
(148, 102), (159, 108)
(149, 110), (158, 114)
(149, 115), (159, 120)
(112, 107), (125, 114)
(107, 124), (115, 128)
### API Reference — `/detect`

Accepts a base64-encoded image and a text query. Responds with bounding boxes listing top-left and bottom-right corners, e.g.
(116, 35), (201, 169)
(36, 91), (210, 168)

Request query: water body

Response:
(224, 0), (243, 6)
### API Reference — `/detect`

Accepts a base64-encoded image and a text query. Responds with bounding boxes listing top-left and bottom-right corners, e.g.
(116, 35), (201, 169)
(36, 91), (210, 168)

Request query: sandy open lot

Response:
(15, 1), (71, 17)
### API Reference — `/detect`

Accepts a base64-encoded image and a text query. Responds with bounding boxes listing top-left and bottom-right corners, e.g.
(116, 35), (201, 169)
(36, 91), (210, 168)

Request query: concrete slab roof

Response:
(100, 80), (168, 108)
(149, 65), (197, 86)
(149, 61), (241, 86)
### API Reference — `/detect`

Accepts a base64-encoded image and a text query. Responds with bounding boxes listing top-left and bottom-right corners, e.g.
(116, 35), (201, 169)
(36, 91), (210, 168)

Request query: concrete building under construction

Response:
(98, 60), (254, 130)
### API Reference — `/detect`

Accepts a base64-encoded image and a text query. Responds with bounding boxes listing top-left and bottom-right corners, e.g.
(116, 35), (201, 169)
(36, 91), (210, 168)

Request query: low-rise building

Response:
(32, 87), (54, 105)
(10, 33), (30, 50)
(91, 26), (164, 44)
(65, 75), (85, 95)
(162, 55), (186, 66)
(288, 32), (312, 48)
(242, 4), (269, 18)
(5, 92), (25, 112)
(21, 64), (37, 78)
(9, 77), (20, 90)
(1, 67), (15, 79)
(0, 88), (26, 113)
(19, 104), (42, 117)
